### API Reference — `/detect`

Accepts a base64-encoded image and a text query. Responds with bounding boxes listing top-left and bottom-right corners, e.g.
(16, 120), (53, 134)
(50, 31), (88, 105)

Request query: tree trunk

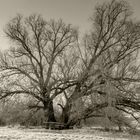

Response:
(43, 100), (56, 123)
(61, 102), (81, 128)
(58, 102), (78, 129)
(58, 103), (69, 124)
(59, 100), (83, 129)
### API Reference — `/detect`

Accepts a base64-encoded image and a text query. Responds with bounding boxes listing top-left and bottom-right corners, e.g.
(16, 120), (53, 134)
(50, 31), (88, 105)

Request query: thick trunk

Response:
(58, 103), (70, 124)
(61, 110), (69, 124)
(43, 100), (56, 122)
(58, 102), (77, 129)
(60, 102), (80, 128)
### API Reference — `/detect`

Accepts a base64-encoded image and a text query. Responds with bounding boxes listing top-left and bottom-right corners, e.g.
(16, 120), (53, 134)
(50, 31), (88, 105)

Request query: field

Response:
(0, 126), (139, 140)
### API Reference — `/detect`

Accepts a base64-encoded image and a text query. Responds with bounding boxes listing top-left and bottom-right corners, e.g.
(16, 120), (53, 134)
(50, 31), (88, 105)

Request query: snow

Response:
(0, 126), (138, 140)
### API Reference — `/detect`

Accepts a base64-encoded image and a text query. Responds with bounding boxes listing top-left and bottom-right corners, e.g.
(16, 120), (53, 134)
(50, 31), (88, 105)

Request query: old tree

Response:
(0, 15), (78, 123)
(0, 0), (140, 128)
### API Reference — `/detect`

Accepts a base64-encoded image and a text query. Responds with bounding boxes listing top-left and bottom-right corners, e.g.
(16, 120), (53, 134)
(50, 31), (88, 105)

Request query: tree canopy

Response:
(0, 0), (140, 129)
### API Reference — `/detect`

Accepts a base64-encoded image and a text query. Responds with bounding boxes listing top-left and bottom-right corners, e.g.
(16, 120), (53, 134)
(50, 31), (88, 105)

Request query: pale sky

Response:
(0, 0), (140, 50)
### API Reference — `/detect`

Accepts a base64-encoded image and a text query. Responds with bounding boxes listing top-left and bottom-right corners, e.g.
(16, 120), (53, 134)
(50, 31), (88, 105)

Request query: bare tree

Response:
(55, 0), (140, 127)
(0, 14), (78, 123)
(1, 0), (140, 130)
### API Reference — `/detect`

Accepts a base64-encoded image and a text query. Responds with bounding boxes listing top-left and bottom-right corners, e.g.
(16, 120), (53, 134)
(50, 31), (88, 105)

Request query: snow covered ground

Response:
(0, 126), (139, 140)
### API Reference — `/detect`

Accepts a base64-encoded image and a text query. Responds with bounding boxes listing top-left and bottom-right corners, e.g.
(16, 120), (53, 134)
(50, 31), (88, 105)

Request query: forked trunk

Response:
(59, 101), (80, 128)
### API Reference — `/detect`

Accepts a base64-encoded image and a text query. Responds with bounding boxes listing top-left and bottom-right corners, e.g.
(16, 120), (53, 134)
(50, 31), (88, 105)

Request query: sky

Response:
(0, 0), (140, 50)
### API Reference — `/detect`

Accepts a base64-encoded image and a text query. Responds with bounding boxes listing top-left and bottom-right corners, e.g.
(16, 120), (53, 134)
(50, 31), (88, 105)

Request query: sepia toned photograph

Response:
(0, 0), (140, 139)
